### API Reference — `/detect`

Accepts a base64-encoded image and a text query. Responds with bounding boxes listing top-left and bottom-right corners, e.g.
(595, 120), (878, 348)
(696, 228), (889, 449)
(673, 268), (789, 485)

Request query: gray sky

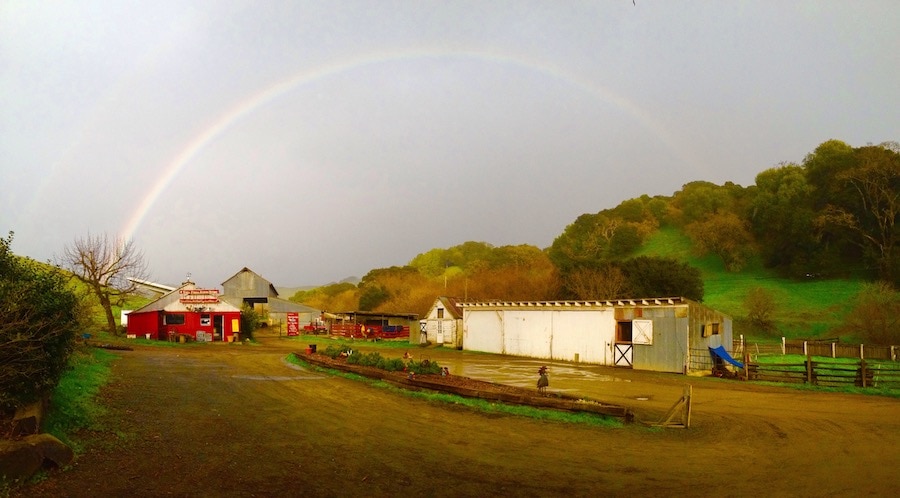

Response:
(2, 1), (898, 288)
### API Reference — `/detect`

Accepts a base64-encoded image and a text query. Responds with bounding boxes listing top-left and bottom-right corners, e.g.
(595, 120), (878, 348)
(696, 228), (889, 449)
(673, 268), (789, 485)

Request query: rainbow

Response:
(121, 47), (694, 242)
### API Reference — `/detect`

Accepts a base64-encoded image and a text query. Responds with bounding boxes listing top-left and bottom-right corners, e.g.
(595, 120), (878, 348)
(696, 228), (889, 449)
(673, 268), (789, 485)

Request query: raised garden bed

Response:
(299, 352), (633, 422)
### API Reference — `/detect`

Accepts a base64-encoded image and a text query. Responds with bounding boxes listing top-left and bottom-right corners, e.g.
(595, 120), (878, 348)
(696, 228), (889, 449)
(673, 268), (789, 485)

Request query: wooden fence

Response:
(691, 347), (900, 389)
(744, 358), (900, 389)
(330, 323), (410, 340)
(733, 336), (899, 361)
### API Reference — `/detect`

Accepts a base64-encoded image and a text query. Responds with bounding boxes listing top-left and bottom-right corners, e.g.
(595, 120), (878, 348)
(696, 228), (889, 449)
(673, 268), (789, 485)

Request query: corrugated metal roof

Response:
(459, 297), (688, 308)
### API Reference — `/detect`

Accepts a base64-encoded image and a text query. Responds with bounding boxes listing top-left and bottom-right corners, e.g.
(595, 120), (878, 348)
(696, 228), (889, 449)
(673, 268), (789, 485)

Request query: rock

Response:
(0, 433), (74, 483)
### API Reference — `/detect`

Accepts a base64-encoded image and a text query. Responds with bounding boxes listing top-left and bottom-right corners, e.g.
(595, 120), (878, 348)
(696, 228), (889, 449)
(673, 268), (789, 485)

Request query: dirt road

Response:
(18, 337), (900, 497)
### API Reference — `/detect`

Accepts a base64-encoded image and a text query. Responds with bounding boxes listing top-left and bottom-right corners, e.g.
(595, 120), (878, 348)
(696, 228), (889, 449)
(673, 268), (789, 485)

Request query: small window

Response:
(200, 314), (211, 326)
(616, 321), (633, 343)
(165, 314), (185, 325)
(701, 322), (720, 338)
(437, 308), (444, 319)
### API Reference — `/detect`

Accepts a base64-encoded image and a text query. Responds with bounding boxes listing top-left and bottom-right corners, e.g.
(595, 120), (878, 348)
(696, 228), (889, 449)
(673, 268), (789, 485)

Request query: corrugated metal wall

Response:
(631, 307), (689, 373)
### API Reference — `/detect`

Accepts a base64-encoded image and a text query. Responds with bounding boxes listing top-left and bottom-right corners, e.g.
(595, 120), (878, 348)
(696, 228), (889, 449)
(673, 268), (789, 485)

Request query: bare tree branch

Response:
(59, 233), (148, 335)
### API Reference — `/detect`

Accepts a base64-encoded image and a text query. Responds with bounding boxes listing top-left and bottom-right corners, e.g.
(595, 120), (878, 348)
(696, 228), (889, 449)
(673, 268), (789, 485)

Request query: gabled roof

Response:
(221, 267), (279, 298)
(427, 296), (463, 319)
(129, 282), (189, 314)
(128, 282), (241, 314)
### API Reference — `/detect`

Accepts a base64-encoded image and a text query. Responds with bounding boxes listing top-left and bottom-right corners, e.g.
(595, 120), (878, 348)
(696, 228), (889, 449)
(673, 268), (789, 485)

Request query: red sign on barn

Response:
(286, 312), (300, 336)
(179, 288), (220, 304)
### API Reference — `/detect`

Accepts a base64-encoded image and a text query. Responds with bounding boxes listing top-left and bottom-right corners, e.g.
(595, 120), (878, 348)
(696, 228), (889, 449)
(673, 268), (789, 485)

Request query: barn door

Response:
(614, 321), (633, 368)
(614, 343), (633, 367)
(213, 315), (223, 341)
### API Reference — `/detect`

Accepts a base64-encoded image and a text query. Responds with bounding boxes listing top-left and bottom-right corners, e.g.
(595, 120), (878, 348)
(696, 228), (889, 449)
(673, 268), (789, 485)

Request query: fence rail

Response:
(329, 323), (410, 340)
(733, 337), (899, 361)
(745, 358), (900, 389)
(692, 347), (900, 389)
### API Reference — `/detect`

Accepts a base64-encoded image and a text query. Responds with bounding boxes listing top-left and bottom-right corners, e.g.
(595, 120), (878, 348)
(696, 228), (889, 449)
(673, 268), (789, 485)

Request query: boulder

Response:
(0, 433), (74, 483)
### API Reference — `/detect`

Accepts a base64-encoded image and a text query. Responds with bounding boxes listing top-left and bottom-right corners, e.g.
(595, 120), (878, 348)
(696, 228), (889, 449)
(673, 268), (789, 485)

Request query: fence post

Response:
(892, 345), (896, 362)
(743, 351), (751, 381)
(860, 343), (865, 360)
(781, 337), (786, 355)
(806, 354), (814, 385)
(803, 341), (808, 356)
(860, 359), (868, 388)
(832, 342), (836, 359)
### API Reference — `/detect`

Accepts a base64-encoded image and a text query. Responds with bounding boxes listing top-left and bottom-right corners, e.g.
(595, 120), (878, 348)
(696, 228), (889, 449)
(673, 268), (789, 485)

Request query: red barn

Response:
(126, 280), (242, 342)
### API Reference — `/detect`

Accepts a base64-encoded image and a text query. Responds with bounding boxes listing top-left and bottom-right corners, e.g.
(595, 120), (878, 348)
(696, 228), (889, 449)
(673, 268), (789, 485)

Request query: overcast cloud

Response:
(2, 1), (898, 288)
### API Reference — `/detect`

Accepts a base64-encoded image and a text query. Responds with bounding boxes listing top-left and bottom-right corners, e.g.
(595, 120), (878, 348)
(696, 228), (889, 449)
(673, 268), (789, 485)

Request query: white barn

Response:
(461, 297), (732, 374)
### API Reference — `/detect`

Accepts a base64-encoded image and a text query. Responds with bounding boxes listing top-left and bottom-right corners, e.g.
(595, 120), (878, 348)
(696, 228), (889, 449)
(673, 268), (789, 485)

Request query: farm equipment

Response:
(303, 321), (328, 334)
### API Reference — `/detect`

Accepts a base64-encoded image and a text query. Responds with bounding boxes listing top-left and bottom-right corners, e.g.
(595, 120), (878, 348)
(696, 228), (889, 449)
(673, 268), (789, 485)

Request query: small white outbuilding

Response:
(419, 297), (464, 348)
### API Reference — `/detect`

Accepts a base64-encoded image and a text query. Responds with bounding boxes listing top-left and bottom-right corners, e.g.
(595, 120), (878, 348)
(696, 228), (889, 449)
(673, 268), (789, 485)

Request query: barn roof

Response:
(129, 282), (241, 314)
(459, 297), (689, 308)
(329, 310), (419, 320)
(221, 267), (279, 298)
(220, 295), (320, 314)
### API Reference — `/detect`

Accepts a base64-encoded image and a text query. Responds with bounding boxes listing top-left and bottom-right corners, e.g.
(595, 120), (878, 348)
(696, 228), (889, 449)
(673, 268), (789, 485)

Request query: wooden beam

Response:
(652, 385), (692, 429)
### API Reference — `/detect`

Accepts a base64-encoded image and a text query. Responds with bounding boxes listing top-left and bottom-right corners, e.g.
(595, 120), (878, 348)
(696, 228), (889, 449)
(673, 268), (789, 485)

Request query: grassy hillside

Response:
(637, 227), (864, 341)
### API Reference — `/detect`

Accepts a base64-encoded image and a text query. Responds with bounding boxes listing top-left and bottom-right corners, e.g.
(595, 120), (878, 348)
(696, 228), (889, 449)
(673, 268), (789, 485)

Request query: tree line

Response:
(291, 139), (899, 320)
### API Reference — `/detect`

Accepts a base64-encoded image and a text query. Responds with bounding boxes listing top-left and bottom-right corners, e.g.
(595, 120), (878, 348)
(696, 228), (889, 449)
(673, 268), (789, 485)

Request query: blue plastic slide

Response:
(708, 345), (744, 368)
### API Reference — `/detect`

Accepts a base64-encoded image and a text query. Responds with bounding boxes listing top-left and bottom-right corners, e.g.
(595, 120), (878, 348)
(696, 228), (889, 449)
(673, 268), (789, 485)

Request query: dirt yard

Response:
(15, 336), (900, 497)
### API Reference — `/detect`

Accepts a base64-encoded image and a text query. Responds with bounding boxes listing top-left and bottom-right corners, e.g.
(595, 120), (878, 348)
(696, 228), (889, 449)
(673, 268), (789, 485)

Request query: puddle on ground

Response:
(436, 357), (632, 392)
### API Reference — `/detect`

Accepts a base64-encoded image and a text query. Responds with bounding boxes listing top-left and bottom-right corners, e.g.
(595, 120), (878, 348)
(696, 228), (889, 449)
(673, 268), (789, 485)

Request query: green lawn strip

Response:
(286, 354), (622, 428)
(43, 347), (120, 452)
(280, 334), (415, 350)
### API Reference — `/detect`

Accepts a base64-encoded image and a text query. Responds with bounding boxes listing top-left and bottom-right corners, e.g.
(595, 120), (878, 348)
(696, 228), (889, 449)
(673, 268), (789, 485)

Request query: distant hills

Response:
(276, 276), (360, 297)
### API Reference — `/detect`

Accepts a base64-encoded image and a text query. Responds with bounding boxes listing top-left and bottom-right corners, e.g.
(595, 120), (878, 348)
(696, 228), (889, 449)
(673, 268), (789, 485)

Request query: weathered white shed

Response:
(461, 297), (732, 374)
(419, 297), (464, 348)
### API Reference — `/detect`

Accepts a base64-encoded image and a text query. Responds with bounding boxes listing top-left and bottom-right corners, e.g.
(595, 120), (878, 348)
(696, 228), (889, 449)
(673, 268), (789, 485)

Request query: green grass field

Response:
(637, 226), (864, 342)
(43, 347), (120, 451)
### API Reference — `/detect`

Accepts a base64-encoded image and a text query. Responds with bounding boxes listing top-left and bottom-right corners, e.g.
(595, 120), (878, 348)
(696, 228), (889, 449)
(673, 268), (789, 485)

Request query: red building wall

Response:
(127, 310), (241, 341)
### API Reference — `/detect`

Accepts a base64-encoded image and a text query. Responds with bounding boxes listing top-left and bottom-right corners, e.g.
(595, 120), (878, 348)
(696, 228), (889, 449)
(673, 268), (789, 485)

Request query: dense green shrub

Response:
(239, 304), (260, 340)
(317, 344), (438, 374)
(1, 232), (83, 413)
(322, 344), (347, 359)
(378, 357), (406, 372)
(406, 359), (442, 375)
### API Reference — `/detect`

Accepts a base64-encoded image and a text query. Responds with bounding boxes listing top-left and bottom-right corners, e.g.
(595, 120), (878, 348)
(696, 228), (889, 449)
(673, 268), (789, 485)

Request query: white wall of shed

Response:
(463, 308), (617, 365)
(463, 310), (503, 353)
(549, 309), (616, 364)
